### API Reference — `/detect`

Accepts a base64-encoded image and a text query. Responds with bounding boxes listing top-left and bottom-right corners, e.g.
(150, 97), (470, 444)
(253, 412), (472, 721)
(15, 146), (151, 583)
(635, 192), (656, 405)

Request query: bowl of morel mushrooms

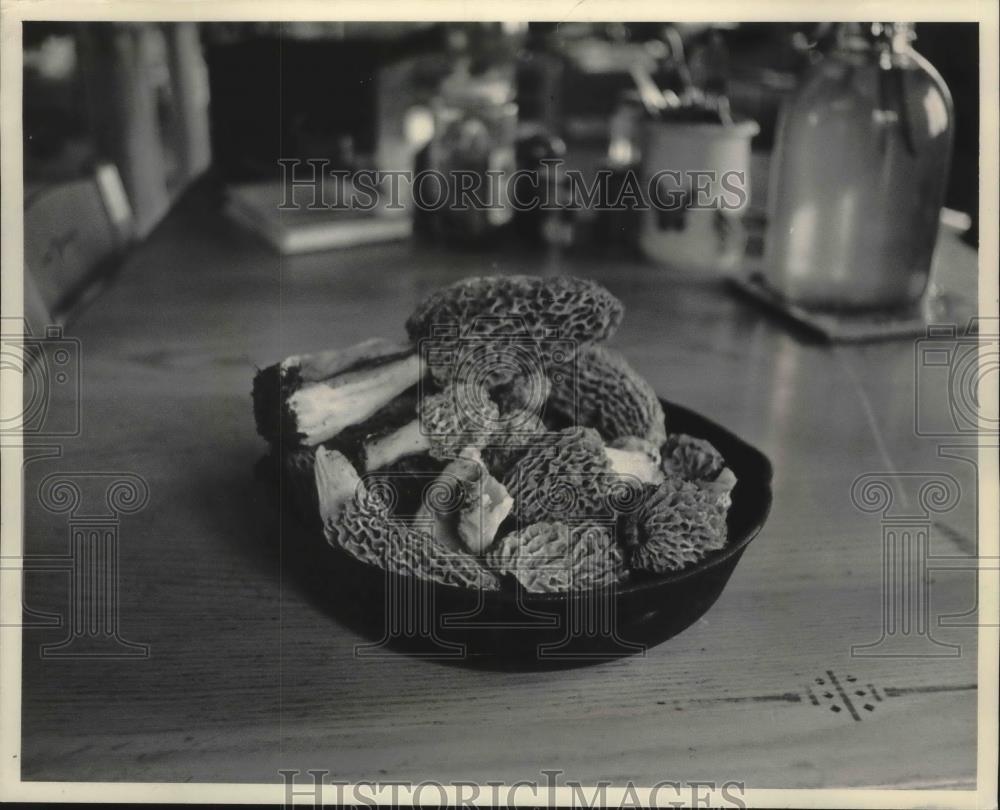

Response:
(253, 275), (772, 666)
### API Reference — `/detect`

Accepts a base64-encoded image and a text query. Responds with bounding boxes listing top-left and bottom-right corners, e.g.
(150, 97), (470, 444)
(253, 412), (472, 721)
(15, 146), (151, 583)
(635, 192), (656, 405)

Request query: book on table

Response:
(224, 178), (412, 254)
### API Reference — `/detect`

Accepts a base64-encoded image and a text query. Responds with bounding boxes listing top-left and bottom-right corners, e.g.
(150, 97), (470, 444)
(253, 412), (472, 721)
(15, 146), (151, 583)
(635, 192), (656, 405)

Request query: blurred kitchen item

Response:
(224, 176), (411, 254)
(515, 46), (564, 134)
(425, 66), (518, 246)
(629, 63), (681, 118)
(715, 25), (809, 150)
(591, 91), (645, 252)
(203, 24), (450, 181)
(914, 23), (978, 242)
(687, 29), (730, 99)
(511, 127), (569, 244)
(607, 90), (646, 167)
(763, 23), (954, 310)
(638, 115), (759, 274)
(23, 23), (96, 185)
(77, 22), (212, 236)
(555, 35), (670, 144)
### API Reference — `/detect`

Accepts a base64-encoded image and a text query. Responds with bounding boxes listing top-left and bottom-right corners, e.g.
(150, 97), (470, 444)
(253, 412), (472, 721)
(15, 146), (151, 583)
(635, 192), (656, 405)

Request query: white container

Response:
(638, 118), (758, 274)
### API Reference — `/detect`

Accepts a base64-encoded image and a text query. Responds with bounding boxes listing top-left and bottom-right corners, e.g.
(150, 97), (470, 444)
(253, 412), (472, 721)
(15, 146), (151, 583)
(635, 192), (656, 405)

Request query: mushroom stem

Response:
(605, 446), (663, 486)
(362, 419), (430, 471)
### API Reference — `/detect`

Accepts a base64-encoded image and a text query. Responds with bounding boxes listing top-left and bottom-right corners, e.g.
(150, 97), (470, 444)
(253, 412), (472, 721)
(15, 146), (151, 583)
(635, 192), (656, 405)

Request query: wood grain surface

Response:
(18, 185), (982, 787)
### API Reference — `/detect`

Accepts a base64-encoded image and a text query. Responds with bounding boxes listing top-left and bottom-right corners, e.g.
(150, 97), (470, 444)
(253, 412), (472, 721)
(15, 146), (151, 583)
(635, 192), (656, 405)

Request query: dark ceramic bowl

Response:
(271, 399), (772, 669)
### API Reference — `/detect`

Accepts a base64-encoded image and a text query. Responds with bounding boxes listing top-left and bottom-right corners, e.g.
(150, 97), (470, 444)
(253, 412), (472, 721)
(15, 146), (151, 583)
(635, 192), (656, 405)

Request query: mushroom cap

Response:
(660, 433), (727, 482)
(419, 381), (501, 460)
(406, 275), (624, 347)
(407, 276), (623, 391)
(486, 521), (625, 592)
(547, 344), (667, 446)
(489, 369), (552, 417)
(502, 427), (645, 526)
(629, 472), (736, 574)
(479, 408), (550, 479)
(328, 488), (501, 590)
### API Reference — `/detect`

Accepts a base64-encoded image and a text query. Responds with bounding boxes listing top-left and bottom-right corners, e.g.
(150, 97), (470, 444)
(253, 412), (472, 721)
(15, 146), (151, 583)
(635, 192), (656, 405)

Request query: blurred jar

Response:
(608, 90), (645, 167)
(425, 70), (518, 246)
(511, 127), (570, 245)
(638, 117), (759, 274)
(764, 23), (954, 310)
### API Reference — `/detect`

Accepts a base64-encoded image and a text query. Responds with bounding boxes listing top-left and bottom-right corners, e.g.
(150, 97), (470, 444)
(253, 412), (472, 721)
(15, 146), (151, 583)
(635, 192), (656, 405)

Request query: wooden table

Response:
(18, 186), (983, 789)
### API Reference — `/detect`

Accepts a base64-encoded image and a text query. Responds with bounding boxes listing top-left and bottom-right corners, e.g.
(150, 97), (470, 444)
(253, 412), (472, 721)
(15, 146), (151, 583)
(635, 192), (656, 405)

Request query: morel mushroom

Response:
(503, 427), (662, 526)
(361, 381), (501, 471)
(629, 470), (737, 574)
(489, 369), (552, 416)
(314, 447), (500, 590)
(485, 522), (625, 592)
(413, 448), (514, 555)
(660, 433), (727, 483)
(478, 407), (550, 478)
(406, 275), (624, 344)
(252, 338), (421, 447)
(547, 344), (667, 446)
(406, 275), (625, 387)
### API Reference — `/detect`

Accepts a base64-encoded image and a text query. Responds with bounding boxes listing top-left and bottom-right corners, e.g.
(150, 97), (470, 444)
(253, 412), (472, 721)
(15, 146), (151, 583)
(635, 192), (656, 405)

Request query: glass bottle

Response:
(426, 65), (518, 246)
(764, 23), (954, 310)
